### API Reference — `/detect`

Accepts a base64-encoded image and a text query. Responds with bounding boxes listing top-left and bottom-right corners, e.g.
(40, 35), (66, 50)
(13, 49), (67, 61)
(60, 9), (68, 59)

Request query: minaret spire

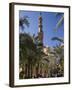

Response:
(38, 12), (43, 46)
(38, 12), (42, 32)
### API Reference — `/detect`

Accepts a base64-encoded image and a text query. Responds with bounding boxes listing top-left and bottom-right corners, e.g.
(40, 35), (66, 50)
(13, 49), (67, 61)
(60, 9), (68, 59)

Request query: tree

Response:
(51, 13), (64, 77)
(50, 44), (64, 77)
(19, 16), (30, 78)
(19, 33), (37, 78)
(19, 16), (30, 31)
(19, 32), (46, 78)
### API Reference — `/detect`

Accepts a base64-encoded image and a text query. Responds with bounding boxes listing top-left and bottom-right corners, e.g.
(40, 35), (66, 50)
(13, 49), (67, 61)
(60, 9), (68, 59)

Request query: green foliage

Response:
(54, 13), (64, 31)
(19, 33), (37, 64)
(51, 37), (64, 43)
(19, 16), (30, 30)
(19, 33), (46, 78)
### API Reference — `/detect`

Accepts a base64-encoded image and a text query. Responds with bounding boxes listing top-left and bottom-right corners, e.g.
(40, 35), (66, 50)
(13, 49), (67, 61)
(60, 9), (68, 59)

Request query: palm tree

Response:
(19, 16), (30, 31)
(51, 13), (64, 75)
(19, 32), (47, 78)
(50, 44), (64, 77)
(19, 16), (30, 78)
(19, 33), (37, 78)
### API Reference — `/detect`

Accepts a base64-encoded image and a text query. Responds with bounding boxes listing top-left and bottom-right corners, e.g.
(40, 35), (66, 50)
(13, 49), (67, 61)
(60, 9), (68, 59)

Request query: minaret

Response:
(38, 12), (43, 46)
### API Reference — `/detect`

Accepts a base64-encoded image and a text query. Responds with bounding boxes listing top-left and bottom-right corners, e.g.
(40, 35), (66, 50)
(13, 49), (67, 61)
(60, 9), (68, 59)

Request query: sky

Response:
(19, 10), (64, 47)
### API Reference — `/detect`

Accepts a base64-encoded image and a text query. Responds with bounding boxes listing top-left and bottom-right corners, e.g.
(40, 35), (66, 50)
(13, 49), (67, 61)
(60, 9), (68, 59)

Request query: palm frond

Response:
(51, 37), (64, 43)
(55, 13), (63, 17)
(55, 15), (64, 31)
(19, 16), (30, 30)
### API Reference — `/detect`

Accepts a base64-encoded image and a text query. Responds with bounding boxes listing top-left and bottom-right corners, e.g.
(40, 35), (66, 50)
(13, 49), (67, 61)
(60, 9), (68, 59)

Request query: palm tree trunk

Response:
(28, 63), (30, 78)
(31, 64), (33, 78)
(36, 63), (39, 78)
(25, 64), (28, 78)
